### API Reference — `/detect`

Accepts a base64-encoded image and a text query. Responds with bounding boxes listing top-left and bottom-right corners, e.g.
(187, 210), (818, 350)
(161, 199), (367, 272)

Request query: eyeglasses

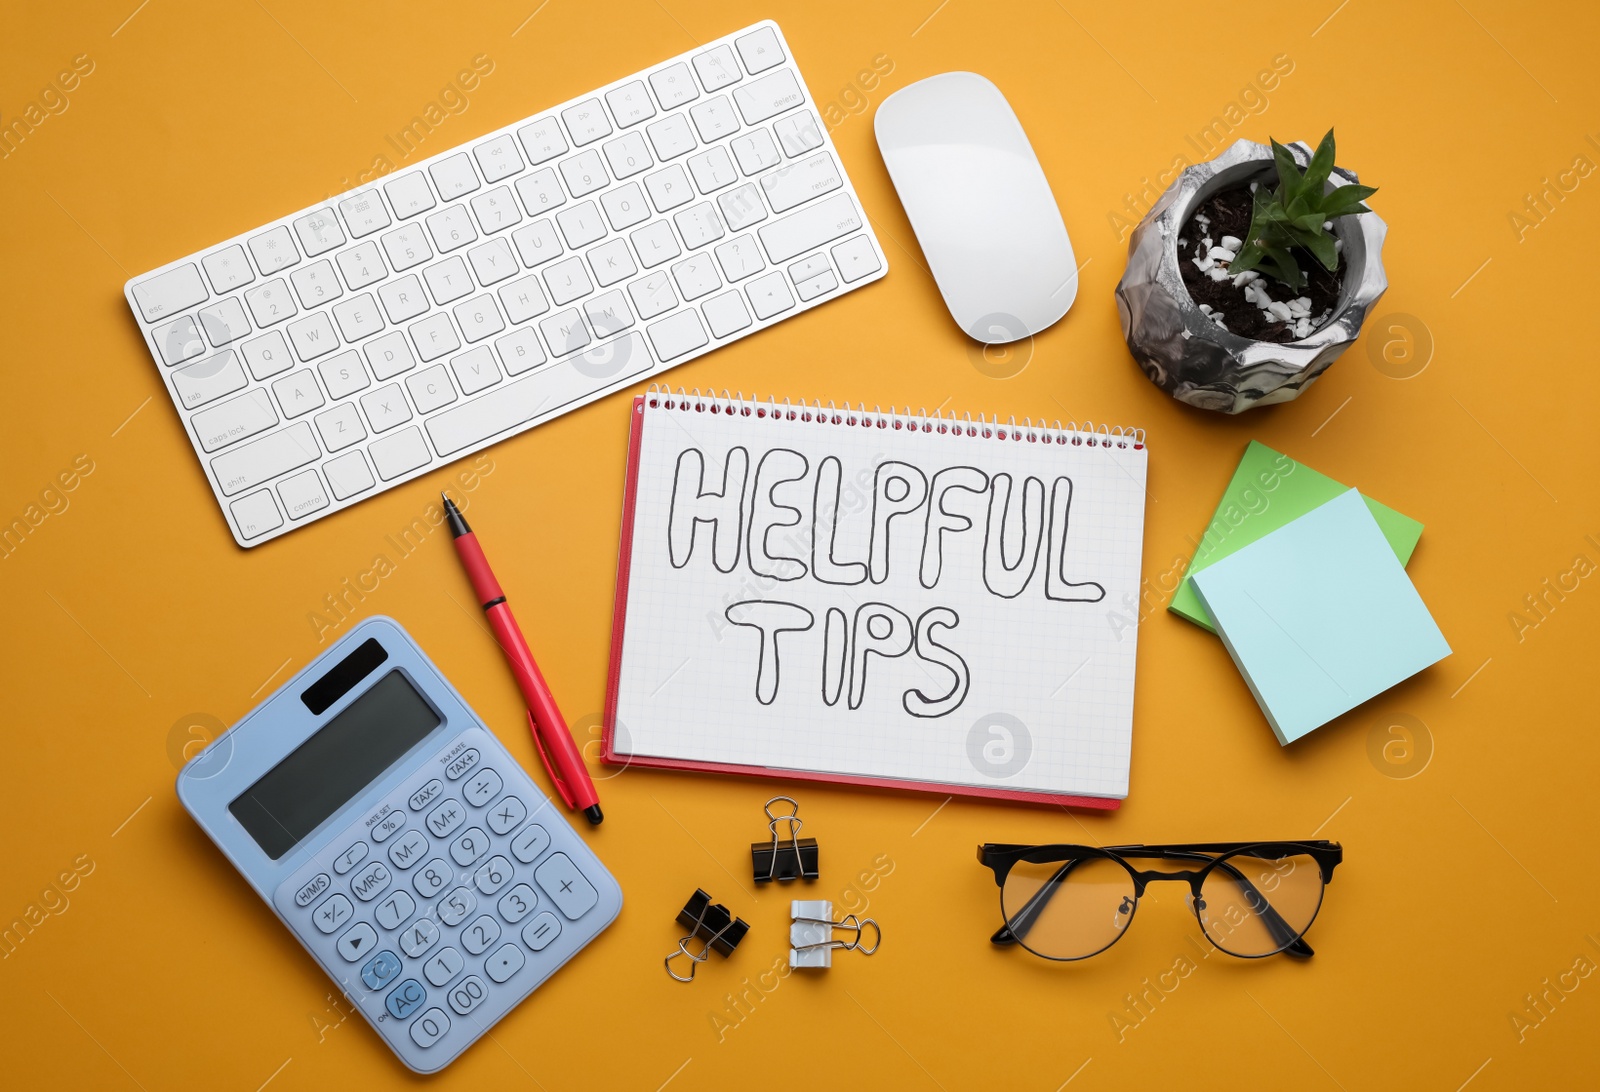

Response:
(977, 842), (1342, 960)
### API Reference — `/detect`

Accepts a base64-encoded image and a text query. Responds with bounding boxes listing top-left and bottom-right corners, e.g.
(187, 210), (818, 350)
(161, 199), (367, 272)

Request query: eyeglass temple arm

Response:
(990, 858), (1083, 946)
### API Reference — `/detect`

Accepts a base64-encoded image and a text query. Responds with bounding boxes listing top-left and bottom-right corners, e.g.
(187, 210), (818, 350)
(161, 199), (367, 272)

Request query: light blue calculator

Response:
(178, 616), (622, 1074)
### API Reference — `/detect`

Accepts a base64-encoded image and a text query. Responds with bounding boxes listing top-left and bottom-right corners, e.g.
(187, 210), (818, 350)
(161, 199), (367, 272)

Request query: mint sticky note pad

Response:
(1192, 489), (1451, 745)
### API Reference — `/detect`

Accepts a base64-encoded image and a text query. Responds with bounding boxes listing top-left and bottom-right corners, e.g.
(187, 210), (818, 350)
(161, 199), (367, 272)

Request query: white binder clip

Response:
(789, 900), (881, 969)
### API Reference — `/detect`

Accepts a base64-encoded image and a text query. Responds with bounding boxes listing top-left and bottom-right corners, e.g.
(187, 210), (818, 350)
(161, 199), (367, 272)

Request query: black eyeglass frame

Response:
(976, 841), (1344, 961)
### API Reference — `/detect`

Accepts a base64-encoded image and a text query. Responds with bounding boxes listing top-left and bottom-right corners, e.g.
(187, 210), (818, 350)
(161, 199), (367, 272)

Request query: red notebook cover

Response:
(600, 395), (1121, 811)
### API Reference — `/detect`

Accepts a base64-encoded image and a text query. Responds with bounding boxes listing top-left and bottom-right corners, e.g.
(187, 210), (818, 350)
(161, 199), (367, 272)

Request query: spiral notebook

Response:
(602, 389), (1151, 807)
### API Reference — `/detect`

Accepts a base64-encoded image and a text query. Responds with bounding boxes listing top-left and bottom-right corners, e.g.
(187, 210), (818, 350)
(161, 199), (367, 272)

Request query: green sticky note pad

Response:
(1169, 441), (1424, 633)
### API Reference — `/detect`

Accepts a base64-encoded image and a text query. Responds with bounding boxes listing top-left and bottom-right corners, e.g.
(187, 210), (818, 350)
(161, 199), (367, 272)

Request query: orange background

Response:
(4, 1), (1598, 1088)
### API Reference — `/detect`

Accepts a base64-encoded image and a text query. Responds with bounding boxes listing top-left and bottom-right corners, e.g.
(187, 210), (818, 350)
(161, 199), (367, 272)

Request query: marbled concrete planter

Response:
(1115, 139), (1388, 414)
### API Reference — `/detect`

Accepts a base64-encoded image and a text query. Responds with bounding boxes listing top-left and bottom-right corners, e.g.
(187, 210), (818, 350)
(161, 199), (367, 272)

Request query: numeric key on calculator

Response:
(451, 827), (490, 867)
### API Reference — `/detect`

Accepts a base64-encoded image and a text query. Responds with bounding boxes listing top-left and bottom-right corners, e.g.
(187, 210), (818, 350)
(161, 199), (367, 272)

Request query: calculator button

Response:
(462, 914), (501, 955)
(414, 858), (452, 899)
(463, 768), (503, 807)
(439, 887), (477, 927)
(375, 889), (417, 931)
(410, 1008), (450, 1049)
(485, 944), (526, 985)
(509, 824), (551, 864)
(399, 917), (441, 958)
(535, 854), (599, 919)
(294, 873), (331, 907)
(445, 748), (481, 780)
(497, 883), (538, 925)
(332, 842), (369, 875)
(371, 807), (406, 843)
(410, 779), (445, 810)
(387, 829), (429, 871)
(487, 795), (527, 836)
(424, 946), (466, 987)
(349, 860), (392, 902)
(360, 949), (403, 990)
(447, 974), (491, 1015)
(426, 798), (467, 839)
(522, 912), (561, 951)
(385, 978), (428, 1020)
(338, 922), (379, 962)
(312, 893), (354, 933)
(474, 855), (514, 896)
(450, 827), (491, 867)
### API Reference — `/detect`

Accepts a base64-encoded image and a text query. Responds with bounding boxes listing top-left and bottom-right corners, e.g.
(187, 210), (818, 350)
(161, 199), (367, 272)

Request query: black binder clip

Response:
(751, 796), (819, 884)
(664, 889), (750, 983)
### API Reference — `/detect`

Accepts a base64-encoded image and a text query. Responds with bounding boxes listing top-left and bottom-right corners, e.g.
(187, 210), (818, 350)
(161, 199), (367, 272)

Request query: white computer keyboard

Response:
(124, 21), (887, 547)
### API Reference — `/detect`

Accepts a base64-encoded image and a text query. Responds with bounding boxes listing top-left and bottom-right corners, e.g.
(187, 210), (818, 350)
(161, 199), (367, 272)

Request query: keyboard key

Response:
(689, 95), (740, 143)
(645, 163), (695, 212)
(153, 314), (205, 365)
(544, 258), (593, 306)
(293, 208), (345, 257)
(731, 129), (780, 174)
(453, 295), (505, 343)
(463, 768), (503, 807)
(438, 887), (476, 927)
(649, 62), (699, 109)
(703, 290), (753, 337)
(674, 203), (725, 249)
(387, 829), (428, 870)
(172, 351), (247, 410)
(324, 450), (375, 500)
(426, 205), (477, 253)
(277, 468), (329, 519)
(510, 220), (563, 268)
(375, 889), (416, 931)
(449, 749), (479, 779)
(295, 873), (332, 908)
(474, 134), (524, 183)
(197, 297), (252, 347)
(410, 780), (444, 811)
(132, 263), (208, 322)
(774, 111), (824, 157)
(688, 146), (737, 193)
(378, 275), (429, 323)
(757, 192), (862, 263)
(424, 256), (473, 306)
(450, 827), (491, 868)
(714, 235), (764, 282)
(350, 859), (393, 902)
(368, 426), (432, 480)
(763, 151), (842, 212)
(561, 98), (612, 146)
(338, 924), (379, 963)
(628, 271), (676, 319)
(410, 312), (461, 361)
(631, 220), (681, 268)
(735, 26), (785, 74)
(832, 234), (884, 282)
(426, 797), (466, 838)
(514, 168), (567, 216)
(413, 858), (451, 898)
(202, 246), (254, 293)
(429, 153), (481, 201)
(522, 911), (561, 951)
(399, 917), (440, 958)
(718, 183), (767, 232)
(312, 892), (354, 934)
(230, 490), (283, 540)
(373, 807), (407, 844)
(498, 276), (551, 324)
(423, 947), (465, 987)
(587, 239), (636, 287)
(361, 948), (402, 989)
(647, 308), (710, 360)
(600, 182), (651, 230)
(670, 253), (720, 300)
(240, 330), (293, 380)
(410, 1008), (450, 1049)
(427, 333), (652, 456)
(584, 290), (634, 337)
(732, 69), (804, 125)
(381, 222), (432, 272)
(517, 117), (568, 165)
(287, 312), (339, 361)
(555, 202), (606, 250)
(484, 944), (525, 985)
(509, 824), (551, 864)
(494, 327), (546, 375)
(605, 81), (656, 128)
(360, 384), (413, 433)
(796, 269), (838, 301)
(244, 278), (297, 327)
(448, 973), (491, 1015)
(315, 401), (366, 451)
(386, 979), (427, 1020)
(602, 131), (653, 180)
(535, 853), (599, 919)
(497, 882), (537, 923)
(745, 270), (795, 320)
(450, 346), (502, 394)
(333, 842), (369, 875)
(646, 113), (697, 161)
(469, 188), (522, 236)
(474, 855), (514, 896)
(693, 44), (742, 92)
(331, 293), (383, 342)
(787, 253), (829, 283)
(539, 308), (590, 355)
(461, 914), (501, 955)
(365, 331), (417, 380)
(385, 172), (437, 219)
(338, 189), (391, 238)
(289, 260), (343, 308)
(194, 388), (280, 454)
(249, 226), (300, 274)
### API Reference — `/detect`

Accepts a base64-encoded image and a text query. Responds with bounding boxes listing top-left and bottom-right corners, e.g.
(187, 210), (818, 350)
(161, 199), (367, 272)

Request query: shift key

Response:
(757, 193), (862, 264)
(211, 421), (320, 496)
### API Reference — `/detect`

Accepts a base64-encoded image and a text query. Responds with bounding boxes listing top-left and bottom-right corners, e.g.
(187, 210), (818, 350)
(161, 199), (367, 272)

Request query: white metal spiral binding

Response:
(644, 385), (1147, 449)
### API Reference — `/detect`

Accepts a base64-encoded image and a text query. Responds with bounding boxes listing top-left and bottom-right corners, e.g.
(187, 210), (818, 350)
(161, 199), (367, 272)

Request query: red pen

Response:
(442, 493), (603, 825)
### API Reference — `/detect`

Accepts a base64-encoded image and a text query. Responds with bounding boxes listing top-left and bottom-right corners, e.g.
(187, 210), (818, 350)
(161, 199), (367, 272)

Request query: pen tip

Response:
(584, 805), (604, 825)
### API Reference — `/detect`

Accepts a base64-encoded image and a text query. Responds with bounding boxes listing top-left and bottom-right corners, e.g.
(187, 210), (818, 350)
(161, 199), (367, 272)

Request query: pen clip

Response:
(527, 709), (578, 809)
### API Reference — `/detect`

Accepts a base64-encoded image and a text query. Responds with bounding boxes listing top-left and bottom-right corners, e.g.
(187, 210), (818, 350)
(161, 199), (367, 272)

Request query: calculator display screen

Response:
(230, 671), (442, 859)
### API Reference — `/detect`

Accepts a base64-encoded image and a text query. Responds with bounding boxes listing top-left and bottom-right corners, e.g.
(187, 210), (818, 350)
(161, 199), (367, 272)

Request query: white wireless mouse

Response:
(874, 72), (1077, 344)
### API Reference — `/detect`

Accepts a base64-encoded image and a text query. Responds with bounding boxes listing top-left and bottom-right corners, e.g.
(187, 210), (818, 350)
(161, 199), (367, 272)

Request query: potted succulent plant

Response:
(1115, 130), (1387, 413)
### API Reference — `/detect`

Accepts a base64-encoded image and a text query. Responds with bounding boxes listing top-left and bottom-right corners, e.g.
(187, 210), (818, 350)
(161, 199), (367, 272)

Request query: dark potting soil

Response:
(1178, 184), (1345, 343)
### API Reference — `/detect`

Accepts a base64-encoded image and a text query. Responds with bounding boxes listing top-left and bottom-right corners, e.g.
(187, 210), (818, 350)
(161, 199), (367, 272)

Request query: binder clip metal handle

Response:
(790, 900), (882, 968)
(752, 796), (819, 884)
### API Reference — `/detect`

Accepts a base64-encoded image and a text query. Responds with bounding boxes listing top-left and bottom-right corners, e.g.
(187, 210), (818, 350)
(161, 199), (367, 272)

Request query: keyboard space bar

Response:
(427, 332), (654, 456)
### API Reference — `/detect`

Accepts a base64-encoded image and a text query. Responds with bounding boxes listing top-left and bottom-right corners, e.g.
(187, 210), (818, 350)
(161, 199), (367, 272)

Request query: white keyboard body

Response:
(124, 21), (887, 547)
